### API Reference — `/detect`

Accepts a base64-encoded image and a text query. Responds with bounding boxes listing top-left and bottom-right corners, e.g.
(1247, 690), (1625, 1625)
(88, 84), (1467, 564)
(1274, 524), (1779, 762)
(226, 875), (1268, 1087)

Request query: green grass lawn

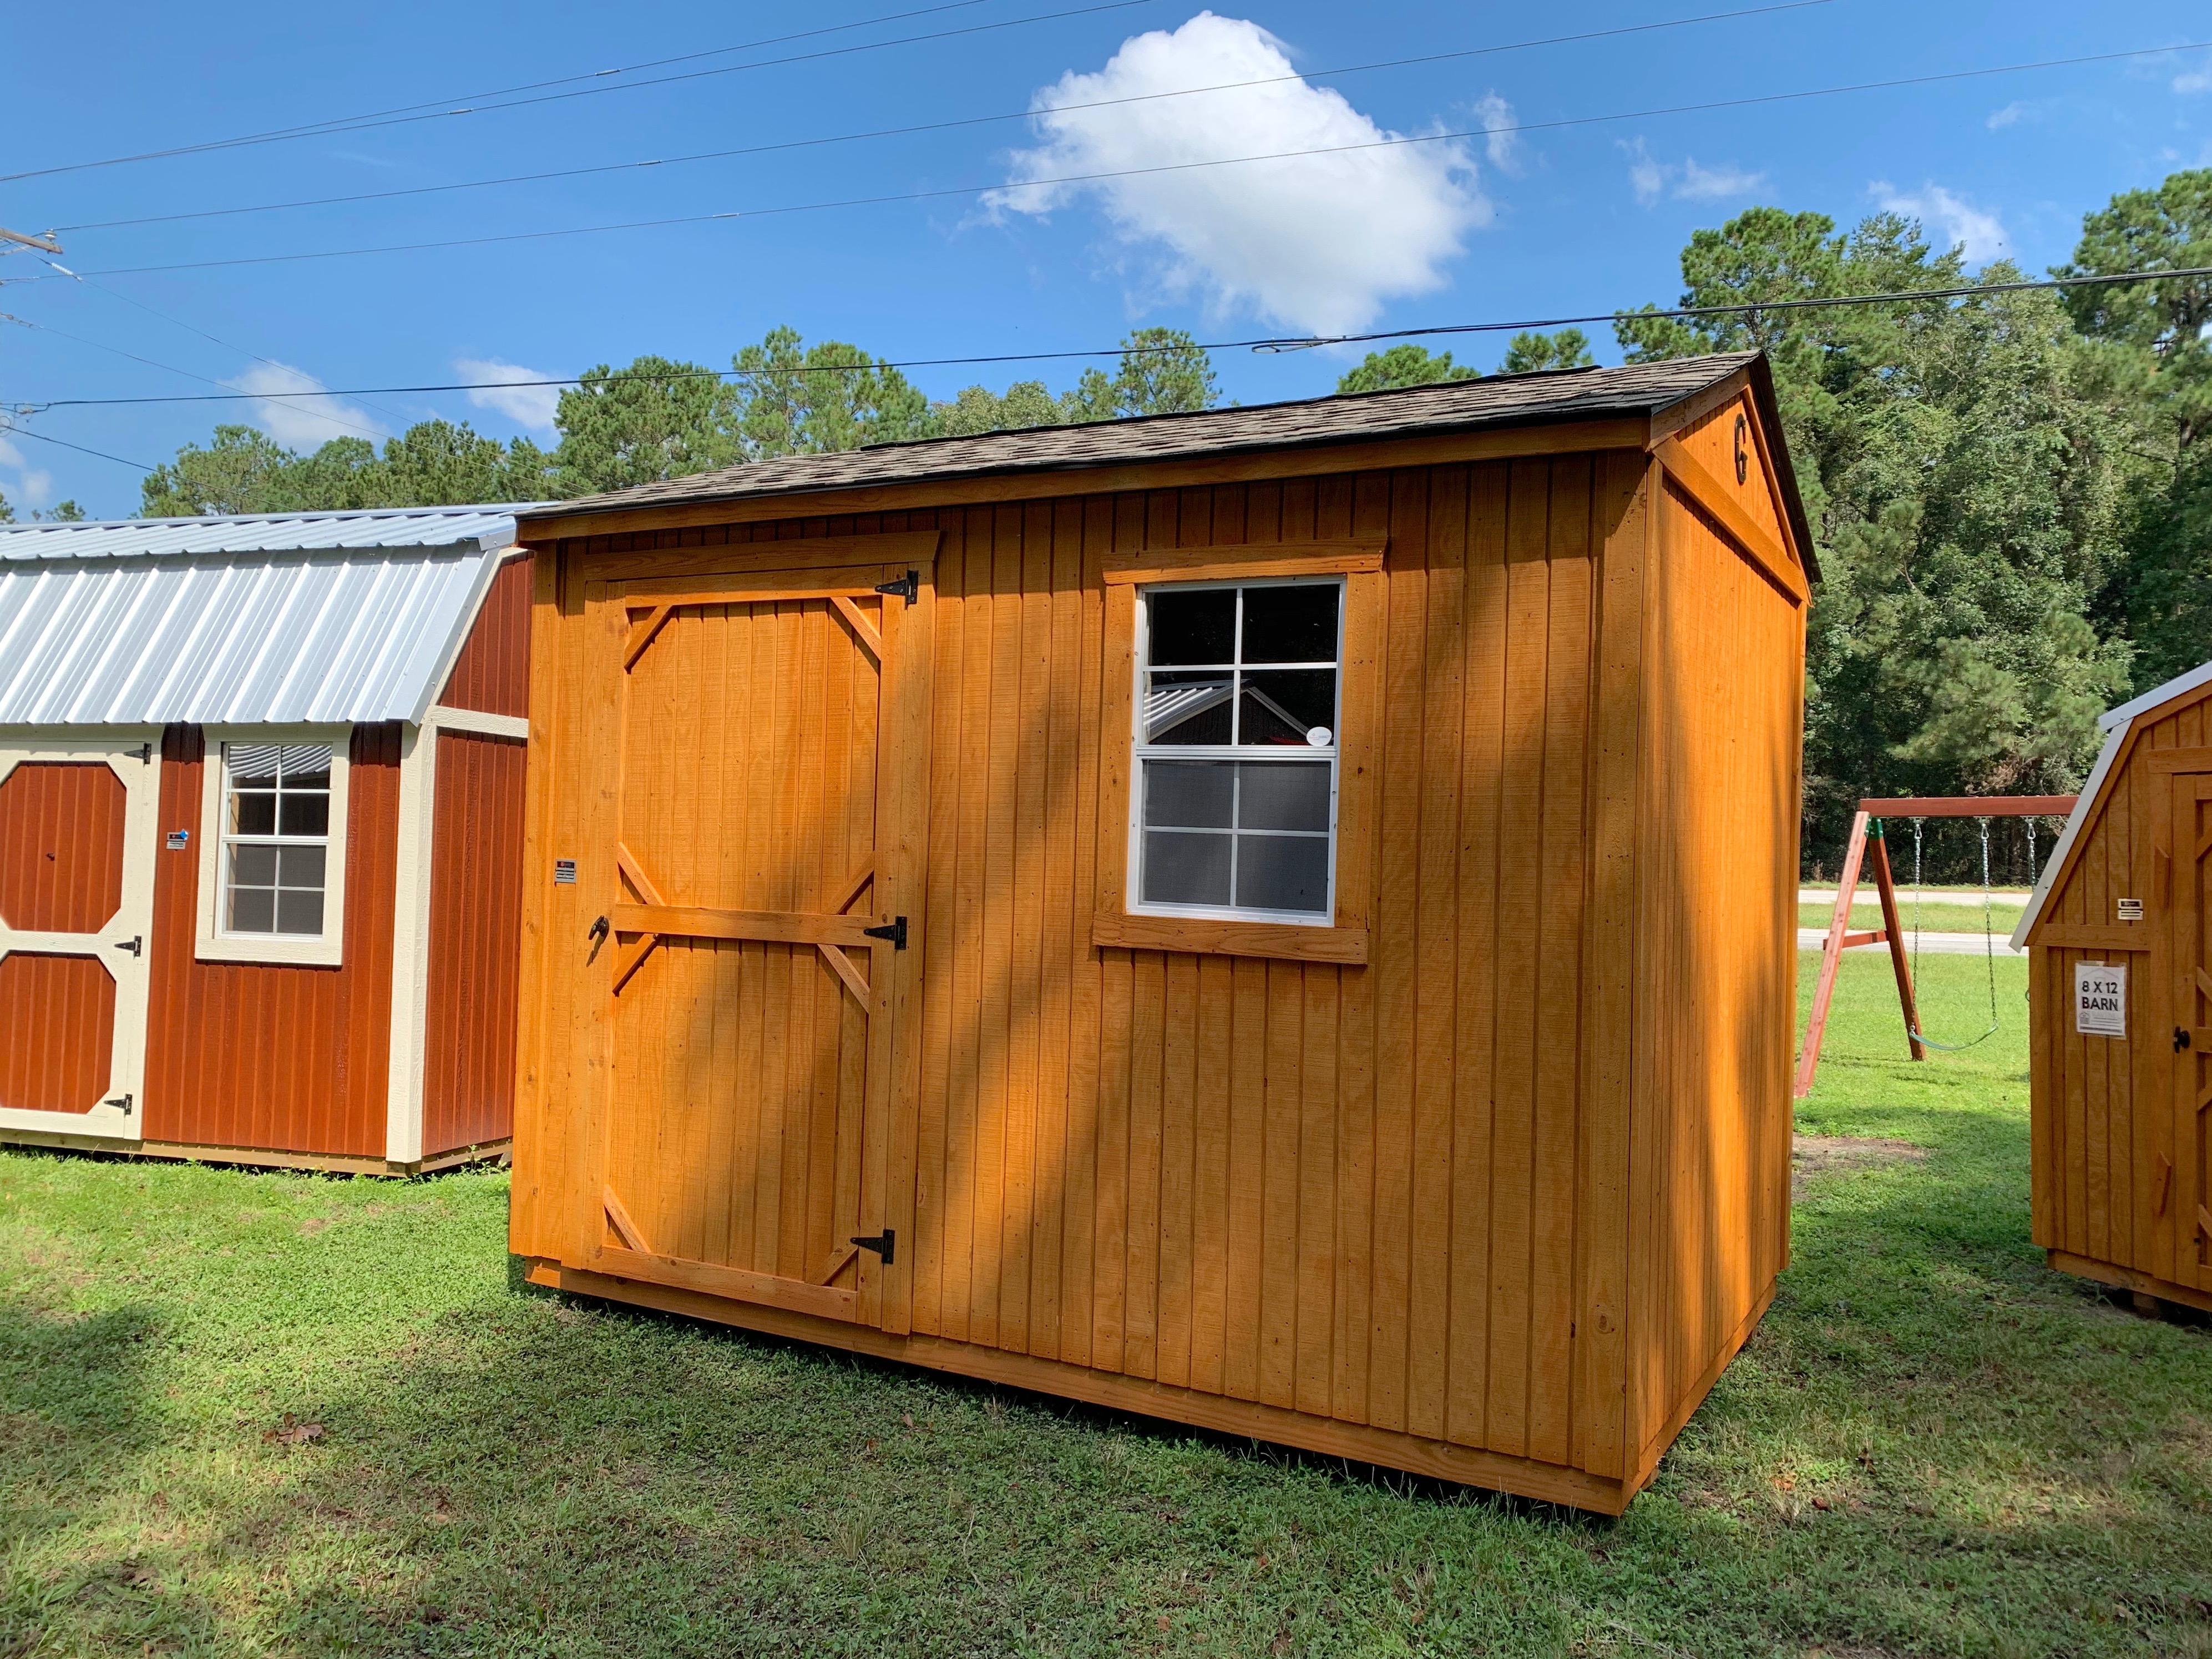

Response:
(1797, 899), (2026, 936)
(3, 954), (2208, 1657)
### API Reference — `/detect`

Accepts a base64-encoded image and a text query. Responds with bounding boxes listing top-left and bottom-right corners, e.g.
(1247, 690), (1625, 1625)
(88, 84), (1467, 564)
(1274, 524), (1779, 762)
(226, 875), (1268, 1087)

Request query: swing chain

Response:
(1905, 813), (2003, 1053)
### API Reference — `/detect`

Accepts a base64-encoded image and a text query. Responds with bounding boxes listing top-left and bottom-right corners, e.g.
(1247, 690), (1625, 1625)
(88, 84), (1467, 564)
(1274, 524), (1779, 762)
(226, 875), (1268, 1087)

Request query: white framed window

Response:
(1129, 577), (1342, 924)
(195, 726), (352, 967)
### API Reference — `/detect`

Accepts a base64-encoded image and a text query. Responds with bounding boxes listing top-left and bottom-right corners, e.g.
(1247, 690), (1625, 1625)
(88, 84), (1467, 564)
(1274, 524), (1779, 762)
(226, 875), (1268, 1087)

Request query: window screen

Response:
(221, 742), (334, 937)
(1135, 579), (1339, 921)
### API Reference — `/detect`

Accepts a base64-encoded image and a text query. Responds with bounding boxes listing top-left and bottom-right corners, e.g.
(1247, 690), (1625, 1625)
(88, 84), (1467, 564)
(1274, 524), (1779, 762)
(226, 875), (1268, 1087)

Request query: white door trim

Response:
(0, 731), (161, 1140)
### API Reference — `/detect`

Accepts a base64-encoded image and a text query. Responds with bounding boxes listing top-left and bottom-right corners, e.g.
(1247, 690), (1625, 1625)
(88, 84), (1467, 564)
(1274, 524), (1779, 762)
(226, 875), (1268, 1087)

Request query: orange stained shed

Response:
(508, 359), (1812, 1513)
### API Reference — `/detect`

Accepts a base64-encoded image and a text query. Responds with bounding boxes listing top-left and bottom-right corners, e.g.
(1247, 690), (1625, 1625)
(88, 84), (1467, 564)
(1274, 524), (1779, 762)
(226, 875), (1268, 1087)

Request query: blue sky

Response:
(3, 0), (2206, 516)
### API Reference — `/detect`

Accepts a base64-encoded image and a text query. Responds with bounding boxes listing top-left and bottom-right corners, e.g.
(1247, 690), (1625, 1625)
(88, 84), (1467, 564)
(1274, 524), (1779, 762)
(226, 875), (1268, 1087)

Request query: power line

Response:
(0, 0), (1158, 186)
(24, 39), (2207, 284)
(11, 266), (2204, 412)
(1255, 265), (2212, 351)
(36, 262), (413, 429)
(0, 307), (390, 442)
(0, 421), (153, 472)
(52, 0), (1837, 234)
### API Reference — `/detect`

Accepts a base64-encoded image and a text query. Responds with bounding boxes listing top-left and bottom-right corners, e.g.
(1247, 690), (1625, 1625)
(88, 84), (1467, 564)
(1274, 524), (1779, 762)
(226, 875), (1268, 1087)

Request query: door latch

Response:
(861, 916), (908, 950)
(113, 936), (141, 957)
(850, 1229), (895, 1265)
(873, 570), (919, 603)
(2177, 1026), (2193, 1053)
(588, 915), (610, 947)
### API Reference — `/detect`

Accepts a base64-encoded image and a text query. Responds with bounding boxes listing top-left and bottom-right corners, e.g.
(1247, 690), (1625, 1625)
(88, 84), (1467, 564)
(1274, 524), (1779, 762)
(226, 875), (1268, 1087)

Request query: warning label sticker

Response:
(2074, 962), (2126, 1038)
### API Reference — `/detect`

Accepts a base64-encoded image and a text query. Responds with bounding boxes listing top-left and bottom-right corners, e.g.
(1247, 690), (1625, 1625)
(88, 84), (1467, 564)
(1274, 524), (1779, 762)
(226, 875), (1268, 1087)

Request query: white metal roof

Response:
(2011, 655), (2212, 947)
(0, 507), (526, 562)
(0, 508), (530, 727)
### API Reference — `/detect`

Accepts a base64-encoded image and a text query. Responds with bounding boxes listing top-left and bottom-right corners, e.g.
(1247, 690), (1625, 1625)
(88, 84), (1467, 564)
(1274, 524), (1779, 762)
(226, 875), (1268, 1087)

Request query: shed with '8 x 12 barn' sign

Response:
(508, 352), (1818, 1514)
(2016, 658), (2212, 1317)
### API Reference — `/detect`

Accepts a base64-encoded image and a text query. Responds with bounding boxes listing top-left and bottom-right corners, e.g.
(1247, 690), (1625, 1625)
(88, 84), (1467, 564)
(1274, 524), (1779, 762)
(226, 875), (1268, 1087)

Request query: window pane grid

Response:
(221, 741), (334, 939)
(1133, 579), (1343, 923)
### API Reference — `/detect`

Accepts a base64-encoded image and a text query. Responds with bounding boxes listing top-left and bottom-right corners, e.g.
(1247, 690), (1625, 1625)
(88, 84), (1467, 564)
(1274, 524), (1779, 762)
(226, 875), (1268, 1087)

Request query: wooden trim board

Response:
(2047, 1248), (2212, 1316)
(523, 1257), (1641, 1513)
(0, 1128), (511, 1177)
(522, 424), (1653, 542)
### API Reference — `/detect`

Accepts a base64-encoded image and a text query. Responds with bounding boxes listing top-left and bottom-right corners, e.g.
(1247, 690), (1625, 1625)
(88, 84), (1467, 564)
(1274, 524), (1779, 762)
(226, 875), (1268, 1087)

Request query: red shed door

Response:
(581, 562), (930, 1333)
(0, 738), (159, 1140)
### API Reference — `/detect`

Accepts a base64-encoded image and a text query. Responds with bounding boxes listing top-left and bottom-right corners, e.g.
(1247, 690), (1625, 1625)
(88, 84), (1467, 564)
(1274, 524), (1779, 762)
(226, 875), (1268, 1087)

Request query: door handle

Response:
(587, 915), (610, 947)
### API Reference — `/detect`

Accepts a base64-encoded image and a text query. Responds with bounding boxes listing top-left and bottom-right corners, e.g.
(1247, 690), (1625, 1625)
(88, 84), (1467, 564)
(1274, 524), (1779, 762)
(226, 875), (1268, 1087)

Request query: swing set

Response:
(1794, 795), (2077, 1100)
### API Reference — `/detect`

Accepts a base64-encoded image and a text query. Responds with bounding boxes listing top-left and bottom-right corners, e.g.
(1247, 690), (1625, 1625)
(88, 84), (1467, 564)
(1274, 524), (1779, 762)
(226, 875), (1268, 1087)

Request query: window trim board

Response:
(1093, 545), (1381, 966)
(194, 724), (353, 967)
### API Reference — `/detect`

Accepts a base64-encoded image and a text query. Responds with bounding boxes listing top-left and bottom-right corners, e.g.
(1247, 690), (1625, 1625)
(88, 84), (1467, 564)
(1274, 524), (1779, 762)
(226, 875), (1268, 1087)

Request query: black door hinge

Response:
(851, 1228), (895, 1265)
(113, 935), (141, 957)
(862, 916), (908, 950)
(105, 1094), (133, 1116)
(137, 742), (153, 764)
(2178, 1026), (2194, 1052)
(874, 570), (919, 602)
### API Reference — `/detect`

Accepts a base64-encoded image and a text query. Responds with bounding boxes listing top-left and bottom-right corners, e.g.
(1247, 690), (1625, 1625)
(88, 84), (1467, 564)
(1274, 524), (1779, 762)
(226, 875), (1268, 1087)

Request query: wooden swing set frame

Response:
(1794, 795), (2077, 1100)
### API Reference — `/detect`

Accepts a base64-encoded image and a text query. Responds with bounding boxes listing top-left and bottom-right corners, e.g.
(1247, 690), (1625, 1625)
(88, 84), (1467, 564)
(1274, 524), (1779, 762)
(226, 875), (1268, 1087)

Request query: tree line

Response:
(109, 170), (2212, 866)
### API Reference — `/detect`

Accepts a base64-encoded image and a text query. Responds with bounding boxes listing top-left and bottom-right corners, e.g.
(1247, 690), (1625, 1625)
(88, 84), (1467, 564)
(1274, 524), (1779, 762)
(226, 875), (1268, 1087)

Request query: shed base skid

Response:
(518, 1258), (1761, 1516)
(2047, 1249), (2212, 1317)
(0, 1126), (510, 1178)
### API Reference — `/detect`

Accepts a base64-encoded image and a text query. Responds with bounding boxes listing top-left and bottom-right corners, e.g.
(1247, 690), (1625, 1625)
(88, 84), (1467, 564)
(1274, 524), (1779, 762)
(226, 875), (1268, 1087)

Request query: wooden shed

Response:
(2014, 661), (2212, 1316)
(509, 351), (1817, 1513)
(0, 507), (533, 1174)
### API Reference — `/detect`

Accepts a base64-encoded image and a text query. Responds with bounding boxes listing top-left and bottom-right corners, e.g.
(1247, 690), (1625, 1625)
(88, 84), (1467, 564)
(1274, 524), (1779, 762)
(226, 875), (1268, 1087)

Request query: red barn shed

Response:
(0, 507), (532, 1174)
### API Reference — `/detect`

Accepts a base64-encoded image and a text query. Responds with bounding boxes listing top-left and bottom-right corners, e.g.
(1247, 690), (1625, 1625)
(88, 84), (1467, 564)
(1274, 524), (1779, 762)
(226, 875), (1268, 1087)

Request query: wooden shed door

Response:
(0, 738), (159, 1140)
(585, 563), (929, 1332)
(2171, 770), (2212, 1291)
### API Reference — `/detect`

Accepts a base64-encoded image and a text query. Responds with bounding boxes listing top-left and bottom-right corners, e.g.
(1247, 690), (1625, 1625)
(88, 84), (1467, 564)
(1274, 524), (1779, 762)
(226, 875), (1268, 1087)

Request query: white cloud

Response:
(1678, 158), (1768, 200)
(1621, 138), (1666, 205)
(983, 13), (1489, 336)
(1475, 92), (1521, 175)
(0, 431), (55, 509)
(1987, 102), (2024, 129)
(456, 357), (561, 435)
(224, 361), (386, 449)
(2177, 68), (2211, 94)
(1619, 138), (1763, 205)
(1874, 181), (2009, 261)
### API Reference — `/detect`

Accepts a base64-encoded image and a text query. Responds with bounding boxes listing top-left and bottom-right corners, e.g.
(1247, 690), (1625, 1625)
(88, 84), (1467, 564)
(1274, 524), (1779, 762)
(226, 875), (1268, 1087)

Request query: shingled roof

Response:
(522, 350), (1785, 520)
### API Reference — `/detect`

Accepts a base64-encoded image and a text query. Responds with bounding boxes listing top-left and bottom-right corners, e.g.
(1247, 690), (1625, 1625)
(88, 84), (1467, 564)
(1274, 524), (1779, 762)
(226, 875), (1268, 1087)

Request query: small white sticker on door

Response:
(554, 858), (577, 886)
(2074, 962), (2126, 1038)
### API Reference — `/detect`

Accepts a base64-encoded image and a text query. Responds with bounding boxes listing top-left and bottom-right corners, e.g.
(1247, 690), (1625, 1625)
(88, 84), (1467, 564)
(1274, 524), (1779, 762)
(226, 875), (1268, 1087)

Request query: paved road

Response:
(1799, 887), (2031, 905)
(1798, 928), (2018, 955)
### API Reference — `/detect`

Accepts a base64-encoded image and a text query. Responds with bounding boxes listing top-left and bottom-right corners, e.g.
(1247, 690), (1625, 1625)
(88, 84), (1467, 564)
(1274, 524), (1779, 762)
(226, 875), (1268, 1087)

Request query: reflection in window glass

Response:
(221, 742), (335, 937)
(1133, 580), (1341, 922)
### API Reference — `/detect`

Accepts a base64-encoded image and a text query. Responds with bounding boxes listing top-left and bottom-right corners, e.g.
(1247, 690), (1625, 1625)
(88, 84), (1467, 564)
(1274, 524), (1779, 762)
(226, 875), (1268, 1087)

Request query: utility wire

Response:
(0, 421), (153, 471)
(12, 266), (2205, 412)
(0, 307), (389, 441)
(52, 0), (1837, 234)
(0, 0), (1158, 185)
(24, 39), (2207, 283)
(35, 261), (413, 428)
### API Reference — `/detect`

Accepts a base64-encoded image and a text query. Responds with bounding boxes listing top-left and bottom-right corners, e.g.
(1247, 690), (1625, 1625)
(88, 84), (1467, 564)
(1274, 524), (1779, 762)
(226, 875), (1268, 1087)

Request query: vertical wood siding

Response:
(2029, 685), (2207, 1297)
(1626, 479), (1802, 1470)
(438, 554), (532, 717)
(520, 446), (1803, 1491)
(0, 953), (115, 1114)
(143, 725), (402, 1155)
(421, 729), (527, 1156)
(0, 760), (126, 932)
